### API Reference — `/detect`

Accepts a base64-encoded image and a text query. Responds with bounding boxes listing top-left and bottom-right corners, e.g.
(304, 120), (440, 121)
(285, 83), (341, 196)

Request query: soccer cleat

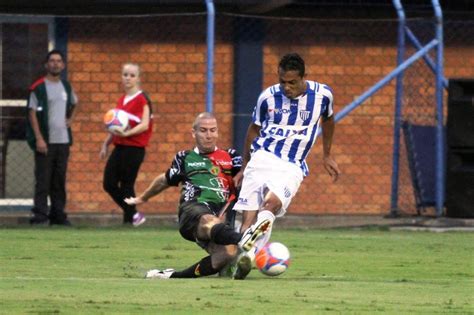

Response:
(145, 268), (175, 279)
(232, 252), (252, 280)
(238, 218), (272, 252)
(133, 212), (146, 227)
(218, 263), (234, 278)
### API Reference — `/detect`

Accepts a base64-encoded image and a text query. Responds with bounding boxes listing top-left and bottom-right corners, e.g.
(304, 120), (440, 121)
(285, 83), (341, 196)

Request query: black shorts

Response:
(178, 201), (220, 242)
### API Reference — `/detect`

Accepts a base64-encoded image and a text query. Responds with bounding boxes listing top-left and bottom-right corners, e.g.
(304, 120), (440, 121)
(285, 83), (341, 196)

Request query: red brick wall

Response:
(65, 17), (474, 215)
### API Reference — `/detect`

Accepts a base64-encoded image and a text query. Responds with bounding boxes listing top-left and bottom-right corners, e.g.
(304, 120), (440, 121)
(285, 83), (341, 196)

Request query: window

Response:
(0, 16), (54, 201)
(0, 17), (54, 101)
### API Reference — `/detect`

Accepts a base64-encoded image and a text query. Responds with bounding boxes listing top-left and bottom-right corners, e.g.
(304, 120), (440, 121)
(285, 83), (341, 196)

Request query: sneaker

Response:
(133, 212), (146, 227)
(145, 268), (175, 279)
(29, 215), (49, 225)
(238, 218), (271, 252)
(232, 252), (252, 280)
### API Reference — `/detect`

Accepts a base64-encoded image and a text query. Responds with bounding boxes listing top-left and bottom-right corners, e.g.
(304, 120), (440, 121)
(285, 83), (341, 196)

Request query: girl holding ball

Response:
(100, 63), (153, 226)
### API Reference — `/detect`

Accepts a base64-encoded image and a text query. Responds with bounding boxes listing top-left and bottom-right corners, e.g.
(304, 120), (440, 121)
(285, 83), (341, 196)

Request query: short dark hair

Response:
(193, 112), (217, 130)
(45, 49), (65, 62)
(278, 53), (305, 77)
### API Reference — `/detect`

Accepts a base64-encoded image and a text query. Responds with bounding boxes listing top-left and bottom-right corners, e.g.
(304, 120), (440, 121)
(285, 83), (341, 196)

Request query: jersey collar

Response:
(193, 146), (218, 155)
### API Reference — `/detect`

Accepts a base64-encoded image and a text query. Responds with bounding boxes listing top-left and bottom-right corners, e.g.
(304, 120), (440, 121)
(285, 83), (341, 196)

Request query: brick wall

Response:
(64, 17), (474, 216)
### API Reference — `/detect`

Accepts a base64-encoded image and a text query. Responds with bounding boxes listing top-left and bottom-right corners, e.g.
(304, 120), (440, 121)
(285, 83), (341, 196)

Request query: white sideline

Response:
(2, 277), (146, 282)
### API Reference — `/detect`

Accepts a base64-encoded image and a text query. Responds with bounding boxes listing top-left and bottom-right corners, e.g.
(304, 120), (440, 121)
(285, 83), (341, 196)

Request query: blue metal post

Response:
(405, 26), (448, 88)
(390, 0), (406, 216)
(433, 0), (445, 216)
(232, 18), (264, 154)
(205, 0), (215, 113)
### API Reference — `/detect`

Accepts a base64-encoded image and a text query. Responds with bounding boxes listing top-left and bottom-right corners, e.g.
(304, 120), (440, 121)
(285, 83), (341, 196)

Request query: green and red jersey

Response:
(165, 147), (242, 207)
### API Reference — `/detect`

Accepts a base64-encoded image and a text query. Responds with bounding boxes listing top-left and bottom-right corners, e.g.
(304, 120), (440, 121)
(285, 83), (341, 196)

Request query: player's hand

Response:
(233, 169), (244, 188)
(99, 144), (108, 160)
(323, 156), (340, 182)
(110, 129), (129, 137)
(36, 138), (48, 155)
(124, 196), (145, 205)
(109, 129), (131, 138)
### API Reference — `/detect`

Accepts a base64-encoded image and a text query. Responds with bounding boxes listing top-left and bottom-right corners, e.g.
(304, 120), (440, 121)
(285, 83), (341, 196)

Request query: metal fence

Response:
(0, 8), (473, 215)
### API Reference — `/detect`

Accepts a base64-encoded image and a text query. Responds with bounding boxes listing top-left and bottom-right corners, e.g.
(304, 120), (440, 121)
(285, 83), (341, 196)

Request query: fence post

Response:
(390, 0), (406, 216)
(433, 0), (445, 217)
(205, 0), (215, 113)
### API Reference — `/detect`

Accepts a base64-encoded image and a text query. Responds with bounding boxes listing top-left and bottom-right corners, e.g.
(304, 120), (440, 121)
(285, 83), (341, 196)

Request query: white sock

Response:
(253, 210), (275, 254)
(257, 210), (276, 223)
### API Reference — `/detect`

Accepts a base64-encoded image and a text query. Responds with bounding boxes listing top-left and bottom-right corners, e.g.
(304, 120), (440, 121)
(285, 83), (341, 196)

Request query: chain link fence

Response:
(397, 18), (439, 215)
(397, 19), (474, 215)
(0, 10), (473, 215)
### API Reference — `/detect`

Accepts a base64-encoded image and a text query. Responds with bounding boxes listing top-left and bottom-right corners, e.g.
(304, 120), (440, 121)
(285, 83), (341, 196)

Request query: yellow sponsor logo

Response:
(210, 166), (220, 175)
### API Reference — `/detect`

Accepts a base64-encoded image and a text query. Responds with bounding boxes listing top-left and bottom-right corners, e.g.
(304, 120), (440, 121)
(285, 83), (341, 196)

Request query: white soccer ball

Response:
(103, 109), (129, 133)
(255, 242), (291, 276)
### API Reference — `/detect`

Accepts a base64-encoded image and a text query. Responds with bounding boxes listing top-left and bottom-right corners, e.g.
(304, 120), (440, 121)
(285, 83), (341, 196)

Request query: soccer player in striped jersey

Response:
(232, 53), (341, 279)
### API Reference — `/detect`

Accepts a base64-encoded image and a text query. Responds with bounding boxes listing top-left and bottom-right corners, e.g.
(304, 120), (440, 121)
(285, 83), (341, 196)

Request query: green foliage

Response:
(0, 227), (473, 314)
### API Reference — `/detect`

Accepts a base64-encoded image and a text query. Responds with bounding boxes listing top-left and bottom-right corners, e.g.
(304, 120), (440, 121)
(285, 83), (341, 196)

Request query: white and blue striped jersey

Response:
(251, 80), (333, 176)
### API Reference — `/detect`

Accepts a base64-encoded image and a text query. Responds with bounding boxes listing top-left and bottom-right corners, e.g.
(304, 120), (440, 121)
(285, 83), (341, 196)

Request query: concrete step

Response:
(1, 211), (473, 230)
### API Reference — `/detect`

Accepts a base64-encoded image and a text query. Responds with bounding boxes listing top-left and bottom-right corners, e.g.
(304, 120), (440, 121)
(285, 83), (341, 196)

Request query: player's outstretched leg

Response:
(232, 252), (253, 280)
(233, 217), (272, 280)
(146, 255), (223, 279)
(238, 217), (272, 252)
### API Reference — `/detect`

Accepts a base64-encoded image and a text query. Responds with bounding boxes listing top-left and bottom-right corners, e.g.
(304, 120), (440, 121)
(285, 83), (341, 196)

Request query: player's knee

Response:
(225, 245), (238, 258)
(262, 195), (282, 213)
(197, 214), (221, 237)
(199, 214), (220, 227)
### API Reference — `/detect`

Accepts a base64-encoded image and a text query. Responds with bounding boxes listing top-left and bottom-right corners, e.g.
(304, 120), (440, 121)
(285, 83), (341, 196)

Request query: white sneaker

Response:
(133, 212), (146, 227)
(145, 268), (174, 279)
(232, 252), (252, 280)
(238, 218), (271, 252)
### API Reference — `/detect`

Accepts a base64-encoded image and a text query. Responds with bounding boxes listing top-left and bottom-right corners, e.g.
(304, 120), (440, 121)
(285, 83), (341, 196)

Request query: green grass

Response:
(0, 227), (473, 314)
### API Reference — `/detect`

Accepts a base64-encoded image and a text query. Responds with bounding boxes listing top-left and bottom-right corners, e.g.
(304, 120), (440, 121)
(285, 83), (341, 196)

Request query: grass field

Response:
(0, 226), (473, 314)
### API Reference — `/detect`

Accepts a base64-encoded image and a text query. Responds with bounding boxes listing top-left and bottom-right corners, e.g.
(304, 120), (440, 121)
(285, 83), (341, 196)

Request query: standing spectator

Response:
(26, 49), (78, 226)
(232, 53), (341, 279)
(100, 63), (153, 226)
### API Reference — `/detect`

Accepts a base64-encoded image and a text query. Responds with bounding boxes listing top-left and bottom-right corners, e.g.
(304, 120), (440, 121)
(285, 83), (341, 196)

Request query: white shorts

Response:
(233, 150), (304, 217)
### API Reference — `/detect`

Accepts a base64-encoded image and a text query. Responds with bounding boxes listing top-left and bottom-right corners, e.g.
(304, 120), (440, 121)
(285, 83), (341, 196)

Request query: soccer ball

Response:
(103, 109), (129, 133)
(255, 242), (290, 276)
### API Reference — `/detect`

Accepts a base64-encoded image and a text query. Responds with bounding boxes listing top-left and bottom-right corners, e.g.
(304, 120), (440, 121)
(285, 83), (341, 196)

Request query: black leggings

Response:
(103, 145), (145, 223)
